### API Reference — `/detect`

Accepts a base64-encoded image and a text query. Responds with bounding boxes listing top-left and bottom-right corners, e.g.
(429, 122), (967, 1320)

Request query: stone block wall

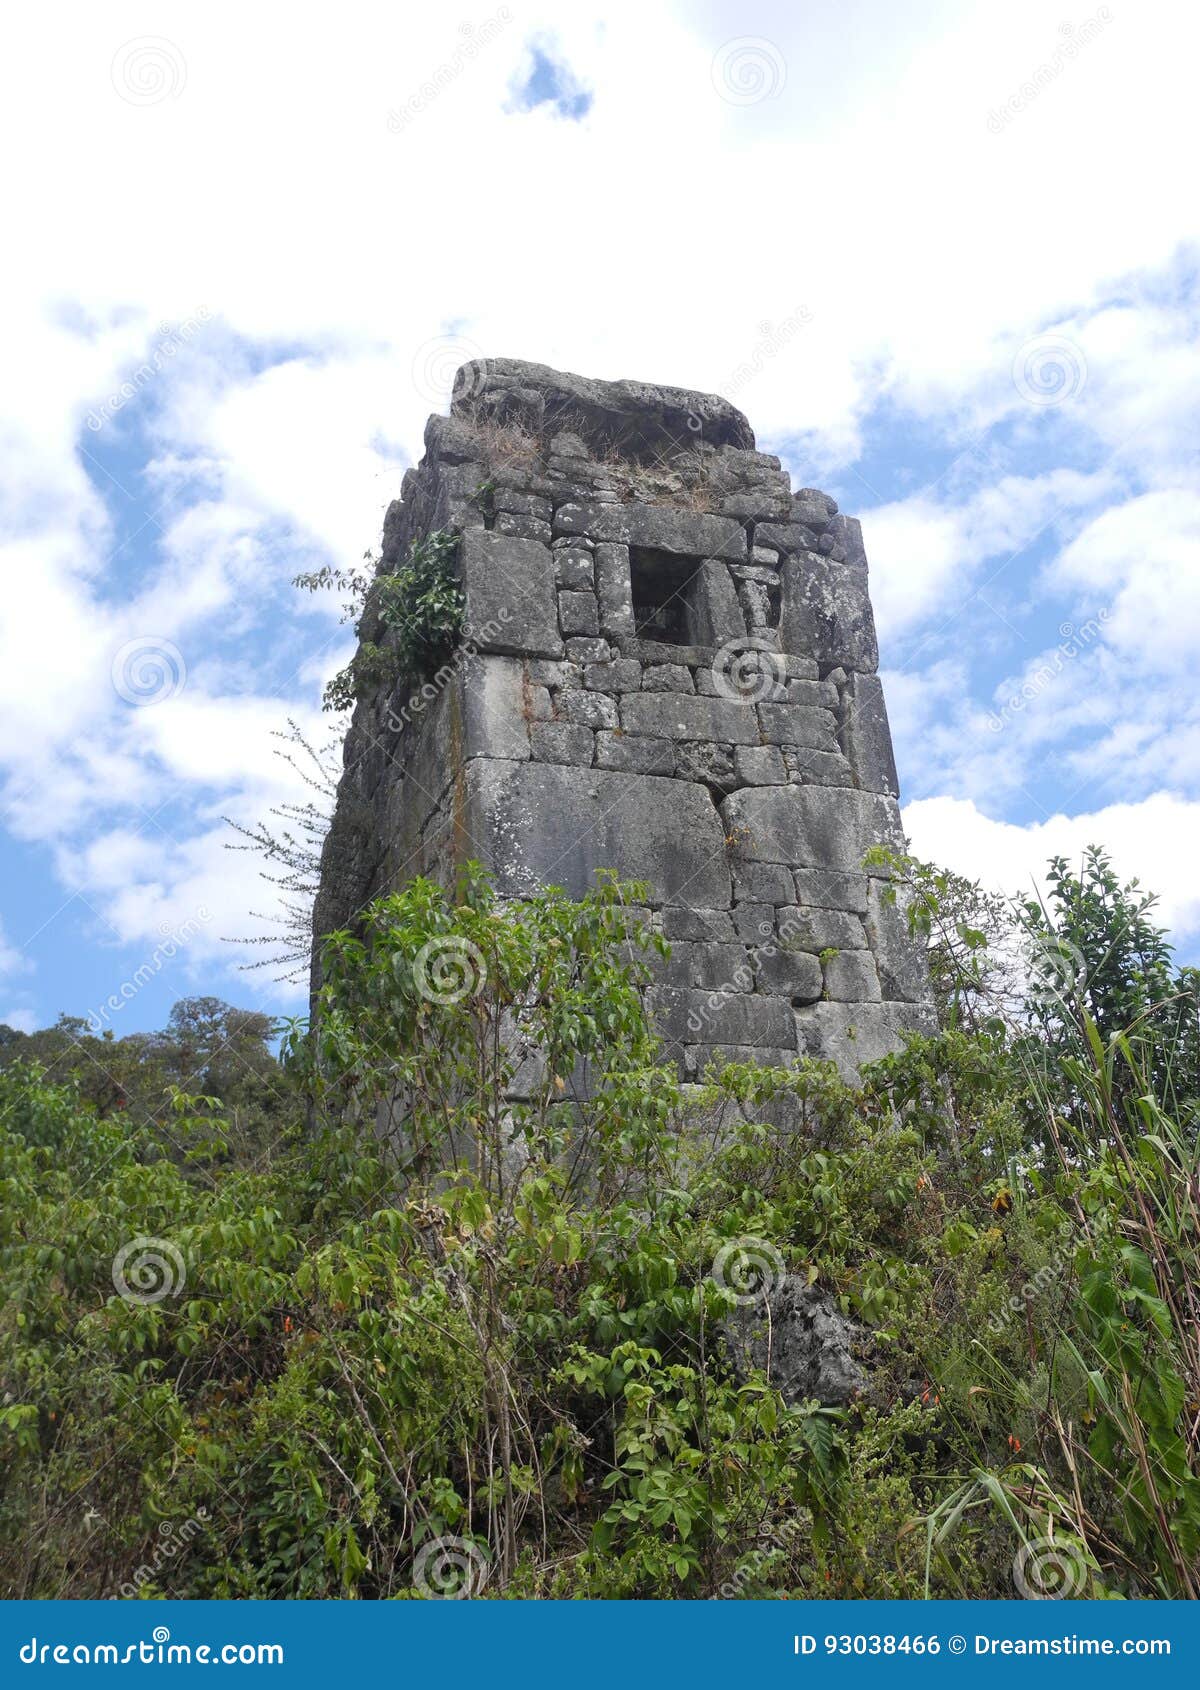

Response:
(313, 359), (934, 1077)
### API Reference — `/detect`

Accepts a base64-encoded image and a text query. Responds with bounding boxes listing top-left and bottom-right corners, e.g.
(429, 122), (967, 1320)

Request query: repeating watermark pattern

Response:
(711, 37), (787, 106)
(724, 310), (814, 402)
(86, 309), (211, 431)
(988, 10), (1113, 132)
(987, 1219), (1076, 1336)
(411, 336), (489, 408)
(1026, 934), (1088, 1006)
(387, 10), (512, 132)
(712, 637), (785, 705)
(86, 911), (212, 1033)
(985, 612), (1110, 733)
(711, 1236), (786, 1305)
(1013, 1535), (1089, 1598)
(413, 936), (488, 1005)
(412, 1534), (490, 1598)
(385, 614), (514, 733)
(1012, 333), (1088, 408)
(111, 1237), (187, 1306)
(711, 1518), (803, 1599)
(111, 38), (188, 106)
(111, 1512), (210, 1600)
(111, 637), (188, 706)
(685, 908), (806, 1037)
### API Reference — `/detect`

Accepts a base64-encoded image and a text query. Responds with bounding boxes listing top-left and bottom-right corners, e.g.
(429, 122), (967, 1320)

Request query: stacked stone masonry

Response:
(313, 359), (935, 1078)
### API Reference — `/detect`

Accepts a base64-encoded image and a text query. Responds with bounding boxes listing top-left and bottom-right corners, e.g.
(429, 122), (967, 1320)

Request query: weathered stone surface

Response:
(753, 945), (823, 1002)
(564, 637), (610, 664)
(558, 590), (600, 637)
(732, 902), (776, 943)
(595, 731), (674, 774)
(779, 552), (878, 674)
(460, 655), (530, 761)
(722, 786), (906, 872)
(554, 503), (747, 560)
(640, 663), (694, 694)
(732, 860), (795, 904)
(865, 880), (933, 1003)
(776, 907), (867, 952)
(722, 1278), (866, 1407)
(841, 672), (899, 797)
(691, 558), (748, 646)
(556, 689), (618, 730)
(622, 693), (760, 745)
(584, 658), (642, 692)
(315, 357), (930, 1077)
(793, 868), (870, 913)
(594, 543), (636, 640)
(823, 949), (882, 1002)
(556, 548), (595, 589)
(461, 530), (562, 658)
(530, 722), (594, 765)
(674, 741), (736, 790)
(463, 760), (732, 908)
(785, 747), (855, 787)
(794, 1000), (938, 1079)
(734, 745), (787, 786)
(663, 907), (736, 942)
(454, 357), (756, 455)
(758, 703), (840, 752)
(648, 987), (796, 1049)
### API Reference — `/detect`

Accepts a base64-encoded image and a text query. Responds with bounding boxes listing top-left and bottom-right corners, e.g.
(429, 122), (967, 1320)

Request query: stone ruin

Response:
(313, 358), (935, 1078)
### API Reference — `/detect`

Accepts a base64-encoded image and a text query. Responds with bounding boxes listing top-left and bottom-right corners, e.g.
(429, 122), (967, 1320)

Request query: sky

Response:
(1, 0), (1198, 1039)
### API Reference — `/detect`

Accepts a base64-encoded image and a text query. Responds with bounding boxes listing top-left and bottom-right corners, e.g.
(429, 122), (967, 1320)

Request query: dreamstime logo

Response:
(411, 336), (490, 408)
(412, 1535), (490, 1598)
(413, 936), (488, 1005)
(711, 37), (787, 106)
(1012, 334), (1088, 407)
(111, 37), (187, 106)
(1013, 1536), (1088, 1599)
(111, 638), (187, 706)
(112, 1512), (209, 1600)
(987, 1218), (1076, 1335)
(1026, 935), (1088, 1005)
(86, 309), (212, 430)
(387, 9), (512, 132)
(711, 1236), (786, 1305)
(724, 309), (814, 402)
(86, 910), (212, 1032)
(988, 10), (1112, 132)
(985, 612), (1109, 733)
(112, 1237), (186, 1305)
(385, 615), (514, 733)
(712, 638), (785, 705)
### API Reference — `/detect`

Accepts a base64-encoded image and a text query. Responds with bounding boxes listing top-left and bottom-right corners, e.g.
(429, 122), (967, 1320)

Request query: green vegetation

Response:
(1, 852), (1197, 1599)
(296, 530), (464, 713)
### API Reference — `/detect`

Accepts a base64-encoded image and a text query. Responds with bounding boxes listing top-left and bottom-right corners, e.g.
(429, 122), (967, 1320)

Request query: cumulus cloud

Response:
(1, 0), (1199, 1017)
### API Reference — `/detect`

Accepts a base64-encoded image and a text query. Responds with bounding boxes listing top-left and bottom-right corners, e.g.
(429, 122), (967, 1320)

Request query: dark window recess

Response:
(630, 549), (701, 645)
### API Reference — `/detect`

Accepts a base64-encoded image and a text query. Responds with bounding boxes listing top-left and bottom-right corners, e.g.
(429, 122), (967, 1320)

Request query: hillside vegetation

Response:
(1, 848), (1197, 1599)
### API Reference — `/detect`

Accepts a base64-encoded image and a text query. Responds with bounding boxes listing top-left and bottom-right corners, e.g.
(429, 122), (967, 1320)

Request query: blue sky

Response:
(2, 1), (1198, 1038)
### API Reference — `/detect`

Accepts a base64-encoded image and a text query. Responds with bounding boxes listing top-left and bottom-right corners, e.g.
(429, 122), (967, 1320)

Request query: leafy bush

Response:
(1, 859), (1196, 1599)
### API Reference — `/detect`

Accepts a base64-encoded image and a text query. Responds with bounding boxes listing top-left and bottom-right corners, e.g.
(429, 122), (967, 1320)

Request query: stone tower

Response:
(313, 359), (934, 1076)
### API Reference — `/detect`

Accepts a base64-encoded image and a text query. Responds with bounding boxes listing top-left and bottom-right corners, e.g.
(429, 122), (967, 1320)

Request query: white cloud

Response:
(903, 791), (1200, 954)
(1, 0), (1199, 1016)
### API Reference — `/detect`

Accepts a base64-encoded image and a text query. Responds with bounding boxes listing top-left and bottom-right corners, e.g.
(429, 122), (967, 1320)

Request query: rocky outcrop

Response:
(721, 1277), (867, 1406)
(312, 359), (935, 1076)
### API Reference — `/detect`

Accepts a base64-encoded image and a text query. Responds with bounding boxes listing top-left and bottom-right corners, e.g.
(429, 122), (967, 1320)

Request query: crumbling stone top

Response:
(451, 356), (756, 460)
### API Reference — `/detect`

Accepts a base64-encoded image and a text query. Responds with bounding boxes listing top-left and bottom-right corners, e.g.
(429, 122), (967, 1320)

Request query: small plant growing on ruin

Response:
(297, 528), (464, 712)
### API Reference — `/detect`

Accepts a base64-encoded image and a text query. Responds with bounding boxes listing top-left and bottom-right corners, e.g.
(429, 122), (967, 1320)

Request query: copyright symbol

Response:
(949, 1636), (967, 1655)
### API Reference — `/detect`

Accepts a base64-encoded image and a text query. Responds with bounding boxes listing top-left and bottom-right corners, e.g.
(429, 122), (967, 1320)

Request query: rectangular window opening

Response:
(630, 548), (701, 646)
